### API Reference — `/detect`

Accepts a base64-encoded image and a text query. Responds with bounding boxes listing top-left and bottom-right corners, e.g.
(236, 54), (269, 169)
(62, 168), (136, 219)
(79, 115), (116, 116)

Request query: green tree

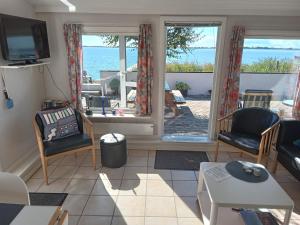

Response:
(101, 27), (202, 59)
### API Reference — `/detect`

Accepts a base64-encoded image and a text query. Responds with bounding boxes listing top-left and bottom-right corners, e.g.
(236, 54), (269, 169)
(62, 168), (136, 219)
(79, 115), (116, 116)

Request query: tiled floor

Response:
(26, 150), (300, 225)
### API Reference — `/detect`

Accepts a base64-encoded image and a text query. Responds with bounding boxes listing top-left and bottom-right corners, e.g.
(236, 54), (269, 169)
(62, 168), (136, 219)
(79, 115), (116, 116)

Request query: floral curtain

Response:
(136, 24), (154, 116)
(293, 70), (300, 119)
(63, 24), (83, 110)
(219, 26), (245, 117)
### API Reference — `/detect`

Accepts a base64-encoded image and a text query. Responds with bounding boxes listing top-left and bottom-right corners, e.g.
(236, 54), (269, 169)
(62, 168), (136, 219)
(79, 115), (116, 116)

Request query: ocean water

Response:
(83, 47), (300, 80)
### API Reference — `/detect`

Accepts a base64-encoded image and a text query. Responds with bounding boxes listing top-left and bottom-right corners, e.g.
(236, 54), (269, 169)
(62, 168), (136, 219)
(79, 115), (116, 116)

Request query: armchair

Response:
(275, 120), (300, 180)
(215, 107), (280, 164)
(33, 108), (96, 185)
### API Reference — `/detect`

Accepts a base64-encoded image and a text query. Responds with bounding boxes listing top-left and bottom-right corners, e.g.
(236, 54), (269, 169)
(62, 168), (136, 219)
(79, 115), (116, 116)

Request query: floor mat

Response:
(154, 150), (209, 170)
(29, 192), (68, 206)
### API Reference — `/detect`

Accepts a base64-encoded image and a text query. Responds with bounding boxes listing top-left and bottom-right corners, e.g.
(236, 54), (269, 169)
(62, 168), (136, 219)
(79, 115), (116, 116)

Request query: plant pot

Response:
(181, 89), (188, 97)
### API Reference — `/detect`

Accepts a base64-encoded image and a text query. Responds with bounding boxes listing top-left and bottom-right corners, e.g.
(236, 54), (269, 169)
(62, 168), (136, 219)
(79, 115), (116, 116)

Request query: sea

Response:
(83, 47), (300, 80)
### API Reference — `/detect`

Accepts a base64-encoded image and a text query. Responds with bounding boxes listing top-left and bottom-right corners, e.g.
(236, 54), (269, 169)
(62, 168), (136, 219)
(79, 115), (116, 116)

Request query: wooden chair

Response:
(215, 107), (280, 165)
(33, 110), (96, 185)
(242, 89), (273, 109)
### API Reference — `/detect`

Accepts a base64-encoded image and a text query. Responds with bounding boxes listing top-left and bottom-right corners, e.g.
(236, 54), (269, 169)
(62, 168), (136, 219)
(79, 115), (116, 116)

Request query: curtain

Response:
(136, 24), (154, 116)
(63, 24), (83, 110)
(219, 26), (245, 117)
(293, 71), (300, 119)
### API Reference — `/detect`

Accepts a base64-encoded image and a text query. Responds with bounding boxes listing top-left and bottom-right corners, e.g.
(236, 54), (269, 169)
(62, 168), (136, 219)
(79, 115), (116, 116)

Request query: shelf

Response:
(0, 61), (50, 69)
(197, 191), (244, 225)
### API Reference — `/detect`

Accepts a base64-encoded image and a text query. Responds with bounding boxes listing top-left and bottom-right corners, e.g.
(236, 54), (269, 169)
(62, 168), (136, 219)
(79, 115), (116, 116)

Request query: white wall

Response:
(166, 72), (297, 99)
(0, 0), (46, 172)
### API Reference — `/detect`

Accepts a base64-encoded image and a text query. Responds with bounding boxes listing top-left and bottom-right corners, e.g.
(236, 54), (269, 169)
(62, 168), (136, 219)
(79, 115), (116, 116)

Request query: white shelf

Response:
(0, 61), (50, 69)
(197, 191), (244, 225)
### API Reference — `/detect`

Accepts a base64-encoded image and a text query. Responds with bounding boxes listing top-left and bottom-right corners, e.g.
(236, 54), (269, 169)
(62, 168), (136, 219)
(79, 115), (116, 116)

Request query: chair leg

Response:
(214, 141), (220, 162)
(41, 157), (48, 185)
(92, 147), (97, 170)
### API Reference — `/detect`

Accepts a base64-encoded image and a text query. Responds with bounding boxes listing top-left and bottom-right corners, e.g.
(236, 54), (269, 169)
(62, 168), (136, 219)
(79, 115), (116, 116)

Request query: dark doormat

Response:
(29, 193), (68, 206)
(154, 150), (209, 170)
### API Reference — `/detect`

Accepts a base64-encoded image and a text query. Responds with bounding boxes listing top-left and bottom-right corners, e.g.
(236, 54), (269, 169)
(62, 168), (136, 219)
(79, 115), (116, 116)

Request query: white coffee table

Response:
(197, 162), (294, 225)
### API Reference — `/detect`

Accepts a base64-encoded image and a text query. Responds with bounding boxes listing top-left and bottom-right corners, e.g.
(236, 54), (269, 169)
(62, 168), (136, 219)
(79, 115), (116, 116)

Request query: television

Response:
(0, 14), (50, 64)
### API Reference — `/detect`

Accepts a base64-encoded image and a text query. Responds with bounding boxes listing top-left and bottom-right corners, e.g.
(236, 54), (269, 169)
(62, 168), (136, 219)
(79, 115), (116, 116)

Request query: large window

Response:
(240, 38), (300, 118)
(82, 34), (138, 113)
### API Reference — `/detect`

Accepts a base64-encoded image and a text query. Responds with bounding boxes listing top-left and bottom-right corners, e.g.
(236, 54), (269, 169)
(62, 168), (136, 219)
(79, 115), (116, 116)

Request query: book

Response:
(239, 210), (279, 225)
(240, 210), (263, 225)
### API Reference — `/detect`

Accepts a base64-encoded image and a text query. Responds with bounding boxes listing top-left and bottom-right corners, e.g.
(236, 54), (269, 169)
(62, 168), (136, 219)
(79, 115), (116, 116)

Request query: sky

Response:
(82, 27), (300, 49)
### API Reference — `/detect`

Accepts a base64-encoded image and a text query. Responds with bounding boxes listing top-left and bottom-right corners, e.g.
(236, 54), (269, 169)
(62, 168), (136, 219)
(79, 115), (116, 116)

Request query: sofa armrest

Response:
(278, 120), (300, 146)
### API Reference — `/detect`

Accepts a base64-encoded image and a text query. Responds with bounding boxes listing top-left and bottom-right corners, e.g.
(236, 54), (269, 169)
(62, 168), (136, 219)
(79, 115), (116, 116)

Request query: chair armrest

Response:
(32, 119), (45, 155)
(259, 121), (280, 156)
(216, 112), (234, 134)
(80, 112), (95, 143)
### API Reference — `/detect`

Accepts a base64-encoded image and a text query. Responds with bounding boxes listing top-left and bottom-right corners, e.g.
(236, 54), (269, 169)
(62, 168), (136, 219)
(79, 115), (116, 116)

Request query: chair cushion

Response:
(218, 132), (261, 155)
(43, 134), (92, 156)
(278, 145), (300, 170)
(37, 107), (80, 141)
(231, 107), (279, 137)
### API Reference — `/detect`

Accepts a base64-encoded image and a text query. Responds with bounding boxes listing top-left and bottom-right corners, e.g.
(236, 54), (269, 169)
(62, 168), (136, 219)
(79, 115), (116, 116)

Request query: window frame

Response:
(242, 31), (300, 74)
(82, 26), (139, 115)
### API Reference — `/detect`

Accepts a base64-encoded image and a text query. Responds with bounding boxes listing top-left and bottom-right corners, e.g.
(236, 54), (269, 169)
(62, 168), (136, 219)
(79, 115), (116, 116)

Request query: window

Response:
(82, 33), (138, 114)
(240, 38), (300, 118)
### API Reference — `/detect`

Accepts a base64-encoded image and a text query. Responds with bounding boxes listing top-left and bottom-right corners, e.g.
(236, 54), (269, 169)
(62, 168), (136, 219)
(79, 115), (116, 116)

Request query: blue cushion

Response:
(293, 139), (300, 148)
(43, 133), (92, 156)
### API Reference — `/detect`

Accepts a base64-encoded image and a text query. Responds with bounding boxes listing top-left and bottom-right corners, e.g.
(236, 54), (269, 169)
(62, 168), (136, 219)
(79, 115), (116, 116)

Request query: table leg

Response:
(209, 203), (218, 225)
(283, 208), (292, 225)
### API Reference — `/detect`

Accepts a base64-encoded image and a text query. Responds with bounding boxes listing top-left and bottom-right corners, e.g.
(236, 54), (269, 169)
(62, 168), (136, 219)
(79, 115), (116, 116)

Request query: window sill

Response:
(85, 112), (152, 123)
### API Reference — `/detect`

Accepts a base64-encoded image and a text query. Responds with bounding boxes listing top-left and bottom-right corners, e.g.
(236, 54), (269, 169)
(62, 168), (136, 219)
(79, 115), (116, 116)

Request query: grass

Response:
(166, 58), (295, 73)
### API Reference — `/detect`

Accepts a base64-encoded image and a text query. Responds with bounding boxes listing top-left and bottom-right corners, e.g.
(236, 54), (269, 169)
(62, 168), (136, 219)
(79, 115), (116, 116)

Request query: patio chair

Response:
(214, 107), (280, 164)
(241, 89), (273, 109)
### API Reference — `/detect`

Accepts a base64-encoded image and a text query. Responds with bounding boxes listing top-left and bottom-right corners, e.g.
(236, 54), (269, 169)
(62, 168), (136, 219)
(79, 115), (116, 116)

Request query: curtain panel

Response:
(63, 24), (83, 110)
(293, 70), (300, 119)
(219, 25), (245, 117)
(136, 24), (154, 116)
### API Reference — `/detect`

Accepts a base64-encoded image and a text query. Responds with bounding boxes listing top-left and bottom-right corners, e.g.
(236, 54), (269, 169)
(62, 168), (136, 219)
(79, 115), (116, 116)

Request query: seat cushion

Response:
(278, 145), (300, 170)
(43, 134), (92, 156)
(218, 132), (261, 155)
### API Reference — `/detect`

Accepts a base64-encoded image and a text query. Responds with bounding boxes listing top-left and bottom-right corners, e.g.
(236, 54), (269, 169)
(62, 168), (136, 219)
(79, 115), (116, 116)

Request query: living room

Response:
(0, 0), (300, 225)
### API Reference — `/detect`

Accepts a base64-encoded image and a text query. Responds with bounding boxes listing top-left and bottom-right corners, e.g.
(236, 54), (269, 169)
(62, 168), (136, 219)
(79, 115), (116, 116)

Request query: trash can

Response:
(100, 133), (127, 168)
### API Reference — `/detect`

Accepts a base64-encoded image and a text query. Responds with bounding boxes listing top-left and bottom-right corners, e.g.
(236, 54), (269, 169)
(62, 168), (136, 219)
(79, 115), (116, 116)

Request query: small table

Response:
(197, 162), (294, 225)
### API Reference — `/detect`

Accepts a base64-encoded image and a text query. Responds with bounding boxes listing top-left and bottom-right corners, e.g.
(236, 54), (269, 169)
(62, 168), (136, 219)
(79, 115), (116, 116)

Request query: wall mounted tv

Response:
(0, 14), (50, 64)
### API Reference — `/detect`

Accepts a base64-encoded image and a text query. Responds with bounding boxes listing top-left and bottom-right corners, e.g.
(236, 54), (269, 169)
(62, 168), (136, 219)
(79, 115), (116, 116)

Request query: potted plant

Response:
(109, 78), (120, 96)
(175, 81), (190, 97)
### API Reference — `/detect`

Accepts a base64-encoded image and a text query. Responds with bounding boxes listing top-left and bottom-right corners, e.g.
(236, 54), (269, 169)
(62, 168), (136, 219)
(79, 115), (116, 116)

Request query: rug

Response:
(154, 150), (209, 170)
(29, 193), (68, 206)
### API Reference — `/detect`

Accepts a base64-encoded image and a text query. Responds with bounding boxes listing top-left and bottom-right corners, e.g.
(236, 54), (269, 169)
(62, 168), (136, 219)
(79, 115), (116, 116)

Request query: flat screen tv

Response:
(0, 14), (50, 63)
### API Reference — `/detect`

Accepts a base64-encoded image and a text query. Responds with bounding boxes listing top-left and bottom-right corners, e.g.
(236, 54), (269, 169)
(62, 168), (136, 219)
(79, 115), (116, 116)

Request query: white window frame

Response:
(158, 16), (227, 141)
(82, 26), (139, 112)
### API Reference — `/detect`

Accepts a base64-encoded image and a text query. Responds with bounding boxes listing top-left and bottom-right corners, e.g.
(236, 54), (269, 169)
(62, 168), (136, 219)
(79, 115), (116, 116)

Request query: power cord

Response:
(45, 64), (69, 102)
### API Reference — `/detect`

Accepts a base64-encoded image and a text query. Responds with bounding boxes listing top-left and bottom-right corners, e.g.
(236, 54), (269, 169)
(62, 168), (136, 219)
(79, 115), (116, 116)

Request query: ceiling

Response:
(24, 0), (300, 16)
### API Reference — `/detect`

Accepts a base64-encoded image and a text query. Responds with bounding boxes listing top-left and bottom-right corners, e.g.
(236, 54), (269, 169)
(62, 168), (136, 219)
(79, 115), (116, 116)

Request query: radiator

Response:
(94, 123), (154, 136)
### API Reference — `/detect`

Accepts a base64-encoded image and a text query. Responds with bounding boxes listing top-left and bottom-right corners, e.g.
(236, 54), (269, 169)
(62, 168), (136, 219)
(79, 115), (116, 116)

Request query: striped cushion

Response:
(37, 107), (80, 141)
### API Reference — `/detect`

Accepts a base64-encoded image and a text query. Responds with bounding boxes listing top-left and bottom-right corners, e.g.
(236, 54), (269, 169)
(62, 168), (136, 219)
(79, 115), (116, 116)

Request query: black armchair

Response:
(215, 107), (280, 164)
(275, 120), (300, 180)
(33, 109), (96, 185)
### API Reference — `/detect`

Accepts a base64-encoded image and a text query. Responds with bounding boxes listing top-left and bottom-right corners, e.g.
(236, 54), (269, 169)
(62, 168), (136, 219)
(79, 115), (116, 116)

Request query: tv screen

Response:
(0, 14), (50, 61)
